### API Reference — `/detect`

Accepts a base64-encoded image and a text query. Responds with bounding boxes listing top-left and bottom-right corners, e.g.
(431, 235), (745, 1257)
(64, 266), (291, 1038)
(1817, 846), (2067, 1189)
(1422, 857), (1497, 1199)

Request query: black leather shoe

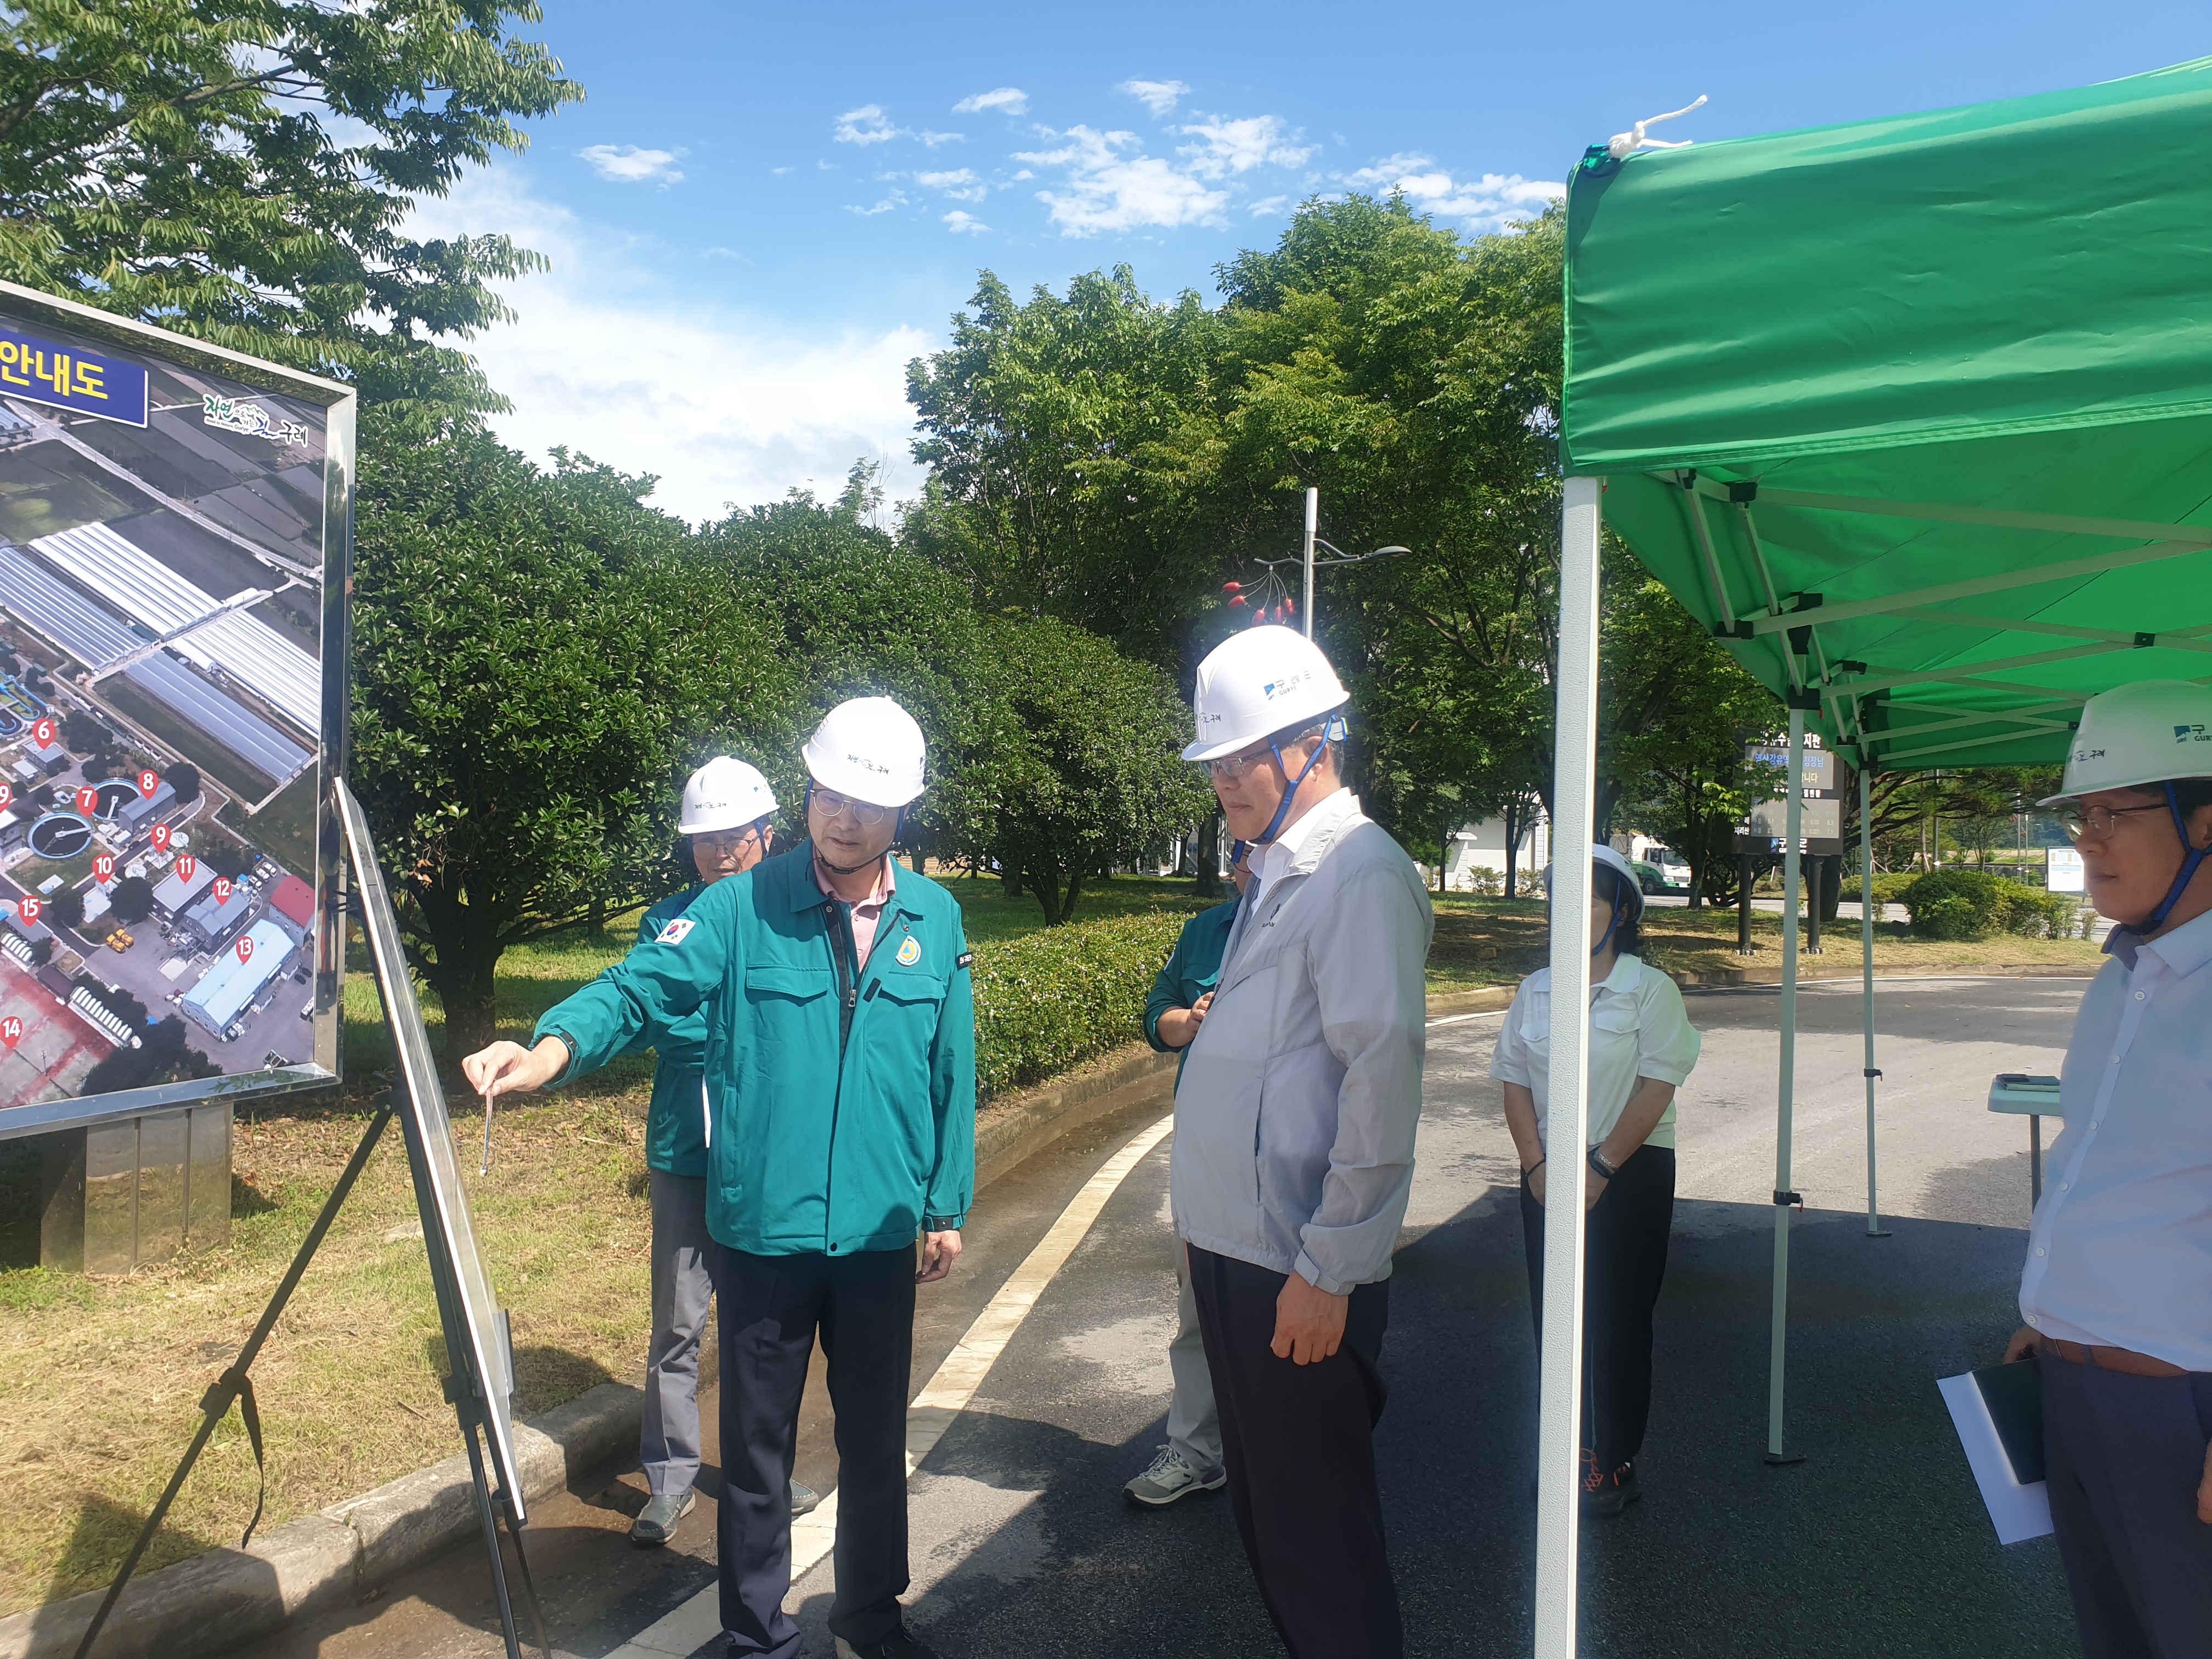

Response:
(834, 1628), (944, 1659)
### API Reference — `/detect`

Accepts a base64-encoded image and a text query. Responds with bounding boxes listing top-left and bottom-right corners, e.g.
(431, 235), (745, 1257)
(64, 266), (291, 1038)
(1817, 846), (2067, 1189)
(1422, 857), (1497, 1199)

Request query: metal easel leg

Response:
(458, 1392), (548, 1659)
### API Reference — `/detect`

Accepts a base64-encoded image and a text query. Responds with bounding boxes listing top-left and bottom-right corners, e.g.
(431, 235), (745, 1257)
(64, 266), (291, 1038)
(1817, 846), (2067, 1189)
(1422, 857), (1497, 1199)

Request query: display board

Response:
(0, 283), (349, 1134)
(1737, 735), (1851, 856)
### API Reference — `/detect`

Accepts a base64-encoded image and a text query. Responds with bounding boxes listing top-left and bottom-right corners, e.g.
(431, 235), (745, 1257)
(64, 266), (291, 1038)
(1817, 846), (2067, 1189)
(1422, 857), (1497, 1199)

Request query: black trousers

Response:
(712, 1243), (915, 1658)
(1519, 1144), (1675, 1472)
(1187, 1244), (1402, 1659)
(2040, 1353), (2212, 1659)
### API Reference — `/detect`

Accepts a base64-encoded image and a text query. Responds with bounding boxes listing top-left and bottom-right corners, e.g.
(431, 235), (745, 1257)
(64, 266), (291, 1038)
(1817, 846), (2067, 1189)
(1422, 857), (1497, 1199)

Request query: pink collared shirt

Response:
(812, 853), (896, 967)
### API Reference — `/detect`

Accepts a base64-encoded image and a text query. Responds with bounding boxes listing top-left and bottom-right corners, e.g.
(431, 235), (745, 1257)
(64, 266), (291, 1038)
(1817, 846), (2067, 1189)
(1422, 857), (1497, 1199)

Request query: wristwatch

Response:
(1587, 1144), (1620, 1181)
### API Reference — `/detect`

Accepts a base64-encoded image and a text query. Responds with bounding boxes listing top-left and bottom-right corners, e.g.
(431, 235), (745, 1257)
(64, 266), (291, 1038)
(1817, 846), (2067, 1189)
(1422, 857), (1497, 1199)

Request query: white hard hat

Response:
(803, 696), (927, 808)
(2038, 680), (2212, 806)
(679, 755), (777, 835)
(1542, 843), (1647, 921)
(1183, 625), (1350, 762)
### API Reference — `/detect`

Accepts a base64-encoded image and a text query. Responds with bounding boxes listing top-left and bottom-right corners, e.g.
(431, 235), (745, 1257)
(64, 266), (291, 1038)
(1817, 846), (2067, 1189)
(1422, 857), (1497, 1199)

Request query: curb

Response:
(5, 986), (1528, 1658)
(0, 1383), (643, 1659)
(1668, 961), (2100, 989)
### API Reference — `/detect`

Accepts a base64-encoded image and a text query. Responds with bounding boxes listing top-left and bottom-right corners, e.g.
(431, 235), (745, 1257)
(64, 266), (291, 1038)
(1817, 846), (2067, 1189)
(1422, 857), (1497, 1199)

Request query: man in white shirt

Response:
(2003, 679), (2212, 1659)
(1172, 626), (1433, 1659)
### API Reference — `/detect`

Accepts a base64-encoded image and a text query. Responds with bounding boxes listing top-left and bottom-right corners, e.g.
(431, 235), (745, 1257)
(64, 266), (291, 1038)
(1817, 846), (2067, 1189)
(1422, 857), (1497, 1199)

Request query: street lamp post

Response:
(1229, 487), (1408, 636)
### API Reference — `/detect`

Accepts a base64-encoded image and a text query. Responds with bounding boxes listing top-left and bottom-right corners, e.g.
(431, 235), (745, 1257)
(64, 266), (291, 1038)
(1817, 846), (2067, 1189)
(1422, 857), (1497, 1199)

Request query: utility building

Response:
(179, 884), (252, 952)
(180, 918), (291, 1036)
(265, 874), (315, 944)
(151, 859), (217, 915)
(117, 781), (176, 835)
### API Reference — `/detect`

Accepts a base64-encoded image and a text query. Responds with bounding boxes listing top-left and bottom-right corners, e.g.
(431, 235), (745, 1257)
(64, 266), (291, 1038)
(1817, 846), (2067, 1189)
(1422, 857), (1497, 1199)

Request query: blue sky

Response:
(416, 1), (2211, 521)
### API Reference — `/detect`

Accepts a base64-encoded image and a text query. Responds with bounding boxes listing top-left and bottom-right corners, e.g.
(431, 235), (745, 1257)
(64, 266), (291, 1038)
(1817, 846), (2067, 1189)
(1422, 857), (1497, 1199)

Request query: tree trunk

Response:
(1503, 799), (1521, 900)
(1000, 849), (1024, 899)
(419, 940), (502, 1068)
(1028, 851), (1065, 927)
(1059, 870), (1086, 923)
(1195, 814), (1222, 899)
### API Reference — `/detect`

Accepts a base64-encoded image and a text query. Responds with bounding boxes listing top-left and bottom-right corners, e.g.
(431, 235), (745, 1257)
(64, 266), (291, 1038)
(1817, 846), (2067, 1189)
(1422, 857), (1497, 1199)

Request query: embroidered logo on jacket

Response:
(656, 918), (696, 946)
(895, 934), (922, 967)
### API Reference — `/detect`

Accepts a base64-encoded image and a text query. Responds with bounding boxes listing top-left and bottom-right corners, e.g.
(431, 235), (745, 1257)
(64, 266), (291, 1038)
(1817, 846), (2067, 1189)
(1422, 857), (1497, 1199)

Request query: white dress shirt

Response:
(2019, 907), (2212, 1372)
(1488, 953), (1702, 1149)
(1249, 786), (1350, 906)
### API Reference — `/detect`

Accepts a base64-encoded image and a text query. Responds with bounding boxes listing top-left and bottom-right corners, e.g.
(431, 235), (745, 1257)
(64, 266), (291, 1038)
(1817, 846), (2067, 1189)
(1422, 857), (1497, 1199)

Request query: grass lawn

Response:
(0, 1088), (657, 1618)
(1425, 893), (2108, 990)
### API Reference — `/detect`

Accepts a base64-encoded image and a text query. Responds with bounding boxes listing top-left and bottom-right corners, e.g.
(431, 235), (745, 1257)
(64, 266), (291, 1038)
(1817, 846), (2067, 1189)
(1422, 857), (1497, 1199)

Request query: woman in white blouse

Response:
(1490, 843), (1702, 1516)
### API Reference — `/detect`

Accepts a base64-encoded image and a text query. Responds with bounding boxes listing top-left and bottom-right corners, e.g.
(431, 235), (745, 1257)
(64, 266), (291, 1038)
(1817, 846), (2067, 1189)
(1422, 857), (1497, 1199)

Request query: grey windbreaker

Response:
(1170, 791), (1434, 1294)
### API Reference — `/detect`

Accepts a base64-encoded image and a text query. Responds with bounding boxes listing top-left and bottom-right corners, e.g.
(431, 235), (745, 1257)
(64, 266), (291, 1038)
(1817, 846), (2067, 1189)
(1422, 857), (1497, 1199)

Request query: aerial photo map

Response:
(0, 306), (328, 1112)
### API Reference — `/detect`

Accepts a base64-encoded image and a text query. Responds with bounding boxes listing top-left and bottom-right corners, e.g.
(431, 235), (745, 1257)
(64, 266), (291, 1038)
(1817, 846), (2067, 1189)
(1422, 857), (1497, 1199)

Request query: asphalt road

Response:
(238, 977), (2095, 1659)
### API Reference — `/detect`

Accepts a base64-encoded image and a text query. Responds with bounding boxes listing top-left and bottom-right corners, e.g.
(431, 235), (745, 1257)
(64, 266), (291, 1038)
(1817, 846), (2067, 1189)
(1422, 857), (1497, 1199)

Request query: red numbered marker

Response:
(236, 935), (254, 964)
(0, 785), (12, 813)
(137, 770), (159, 799)
(18, 897), (40, 927)
(92, 854), (115, 884)
(1, 1015), (20, 1050)
(150, 823), (171, 851)
(74, 786), (97, 816)
(32, 718), (53, 747)
(174, 854), (198, 884)
(213, 876), (233, 905)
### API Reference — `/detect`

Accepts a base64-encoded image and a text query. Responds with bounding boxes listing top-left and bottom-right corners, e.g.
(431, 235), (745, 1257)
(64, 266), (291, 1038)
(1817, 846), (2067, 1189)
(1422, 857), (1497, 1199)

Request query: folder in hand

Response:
(1937, 1360), (2052, 1544)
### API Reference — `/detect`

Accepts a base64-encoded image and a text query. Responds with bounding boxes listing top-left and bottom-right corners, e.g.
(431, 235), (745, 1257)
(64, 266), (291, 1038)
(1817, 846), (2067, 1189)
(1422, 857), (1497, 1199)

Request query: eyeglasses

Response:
(693, 823), (770, 851)
(808, 786), (890, 828)
(1203, 748), (1276, 782)
(2058, 802), (2168, 842)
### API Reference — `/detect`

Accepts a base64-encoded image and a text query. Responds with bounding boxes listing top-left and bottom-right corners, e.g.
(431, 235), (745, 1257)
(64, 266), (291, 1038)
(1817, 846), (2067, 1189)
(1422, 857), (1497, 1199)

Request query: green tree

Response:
(984, 614), (1212, 924)
(0, 0), (580, 424)
(348, 420), (783, 1056)
(109, 873), (154, 923)
(706, 467), (1021, 870)
(905, 270), (1221, 668)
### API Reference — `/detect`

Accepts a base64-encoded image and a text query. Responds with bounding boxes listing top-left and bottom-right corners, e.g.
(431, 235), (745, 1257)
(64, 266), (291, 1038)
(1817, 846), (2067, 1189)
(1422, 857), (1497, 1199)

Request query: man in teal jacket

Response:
(464, 698), (973, 1659)
(1126, 845), (1246, 1509)
(621, 755), (821, 1547)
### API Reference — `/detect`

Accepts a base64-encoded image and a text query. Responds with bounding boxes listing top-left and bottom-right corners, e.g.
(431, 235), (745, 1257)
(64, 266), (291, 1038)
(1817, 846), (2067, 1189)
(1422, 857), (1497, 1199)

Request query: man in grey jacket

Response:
(1173, 625), (1434, 1659)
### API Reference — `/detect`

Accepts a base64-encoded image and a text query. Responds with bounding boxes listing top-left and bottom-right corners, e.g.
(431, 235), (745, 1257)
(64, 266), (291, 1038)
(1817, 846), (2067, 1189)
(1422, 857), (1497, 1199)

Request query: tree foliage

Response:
(984, 614), (1213, 924)
(0, 0), (580, 425)
(348, 417), (783, 1055)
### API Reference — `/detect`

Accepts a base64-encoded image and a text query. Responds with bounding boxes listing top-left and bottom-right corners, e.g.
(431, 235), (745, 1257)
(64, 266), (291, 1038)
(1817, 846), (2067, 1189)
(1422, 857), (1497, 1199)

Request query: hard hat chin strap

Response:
(1253, 714), (1347, 847)
(2146, 780), (2211, 932)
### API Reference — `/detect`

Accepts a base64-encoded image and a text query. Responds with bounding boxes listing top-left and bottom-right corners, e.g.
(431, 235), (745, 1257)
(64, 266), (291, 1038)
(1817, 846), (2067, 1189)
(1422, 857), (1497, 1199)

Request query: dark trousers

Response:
(1187, 1244), (1402, 1659)
(2040, 1353), (2212, 1659)
(712, 1243), (915, 1658)
(1519, 1144), (1675, 1471)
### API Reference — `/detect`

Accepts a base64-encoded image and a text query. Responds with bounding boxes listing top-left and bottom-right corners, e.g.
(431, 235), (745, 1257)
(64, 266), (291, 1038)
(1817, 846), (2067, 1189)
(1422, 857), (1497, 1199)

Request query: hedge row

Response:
(1833, 871), (1917, 906)
(1899, 869), (2081, 940)
(970, 907), (1209, 1097)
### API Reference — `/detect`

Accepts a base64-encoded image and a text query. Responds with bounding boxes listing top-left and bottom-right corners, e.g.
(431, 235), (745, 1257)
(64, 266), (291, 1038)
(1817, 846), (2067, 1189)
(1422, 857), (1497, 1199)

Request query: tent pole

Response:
(1535, 476), (1602, 1659)
(1860, 764), (1890, 1238)
(1767, 703), (1808, 1466)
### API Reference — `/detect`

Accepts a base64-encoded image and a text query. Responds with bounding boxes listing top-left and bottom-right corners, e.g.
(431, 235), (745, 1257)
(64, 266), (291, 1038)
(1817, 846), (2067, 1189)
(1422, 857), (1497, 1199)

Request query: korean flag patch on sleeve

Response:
(656, 917), (697, 946)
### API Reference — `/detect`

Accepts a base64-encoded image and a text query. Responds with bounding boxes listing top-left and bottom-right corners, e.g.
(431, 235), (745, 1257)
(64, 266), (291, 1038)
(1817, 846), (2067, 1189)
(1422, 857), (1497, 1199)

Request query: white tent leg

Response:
(1536, 476), (1602, 1659)
(1860, 765), (1891, 1239)
(1767, 706), (1807, 1465)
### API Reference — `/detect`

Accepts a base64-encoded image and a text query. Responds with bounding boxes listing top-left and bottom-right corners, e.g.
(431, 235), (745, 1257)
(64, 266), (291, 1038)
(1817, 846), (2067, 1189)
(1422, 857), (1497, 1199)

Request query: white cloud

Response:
(915, 167), (988, 202)
(943, 210), (989, 235)
(578, 144), (684, 185)
(846, 189), (907, 217)
(405, 167), (929, 524)
(1344, 153), (1564, 227)
(1118, 79), (1191, 116)
(834, 104), (902, 145)
(953, 87), (1029, 115)
(1177, 114), (1314, 179)
(1015, 126), (1228, 235)
(1247, 195), (1290, 217)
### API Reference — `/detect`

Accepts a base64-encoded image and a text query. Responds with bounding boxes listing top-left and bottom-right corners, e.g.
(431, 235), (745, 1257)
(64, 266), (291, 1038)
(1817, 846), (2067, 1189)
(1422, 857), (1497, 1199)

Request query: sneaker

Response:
(1581, 1454), (1641, 1518)
(834, 1629), (943, 1659)
(1123, 1443), (1227, 1508)
(629, 1487), (695, 1547)
(790, 1479), (821, 1516)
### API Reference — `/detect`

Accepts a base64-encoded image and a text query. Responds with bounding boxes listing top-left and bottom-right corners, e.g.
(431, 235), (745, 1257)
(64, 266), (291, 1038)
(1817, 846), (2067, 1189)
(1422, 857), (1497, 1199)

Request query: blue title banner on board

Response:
(0, 326), (149, 427)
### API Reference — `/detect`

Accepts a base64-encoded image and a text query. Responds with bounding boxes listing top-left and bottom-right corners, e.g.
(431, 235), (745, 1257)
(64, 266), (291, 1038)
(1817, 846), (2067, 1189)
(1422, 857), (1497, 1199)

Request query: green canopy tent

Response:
(1535, 57), (2212, 1656)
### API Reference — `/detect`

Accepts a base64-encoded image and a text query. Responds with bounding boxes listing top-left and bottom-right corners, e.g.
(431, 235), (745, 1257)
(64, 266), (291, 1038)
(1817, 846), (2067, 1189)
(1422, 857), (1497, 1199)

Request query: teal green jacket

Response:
(1144, 901), (1238, 1078)
(535, 842), (976, 1255)
(620, 884), (711, 1180)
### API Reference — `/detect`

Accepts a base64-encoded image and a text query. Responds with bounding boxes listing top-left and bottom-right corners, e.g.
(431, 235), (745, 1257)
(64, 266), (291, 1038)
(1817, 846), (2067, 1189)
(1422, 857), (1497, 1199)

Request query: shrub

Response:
(1463, 866), (1504, 897)
(1900, 870), (2081, 940)
(971, 907), (1206, 1096)
(1833, 871), (1915, 906)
